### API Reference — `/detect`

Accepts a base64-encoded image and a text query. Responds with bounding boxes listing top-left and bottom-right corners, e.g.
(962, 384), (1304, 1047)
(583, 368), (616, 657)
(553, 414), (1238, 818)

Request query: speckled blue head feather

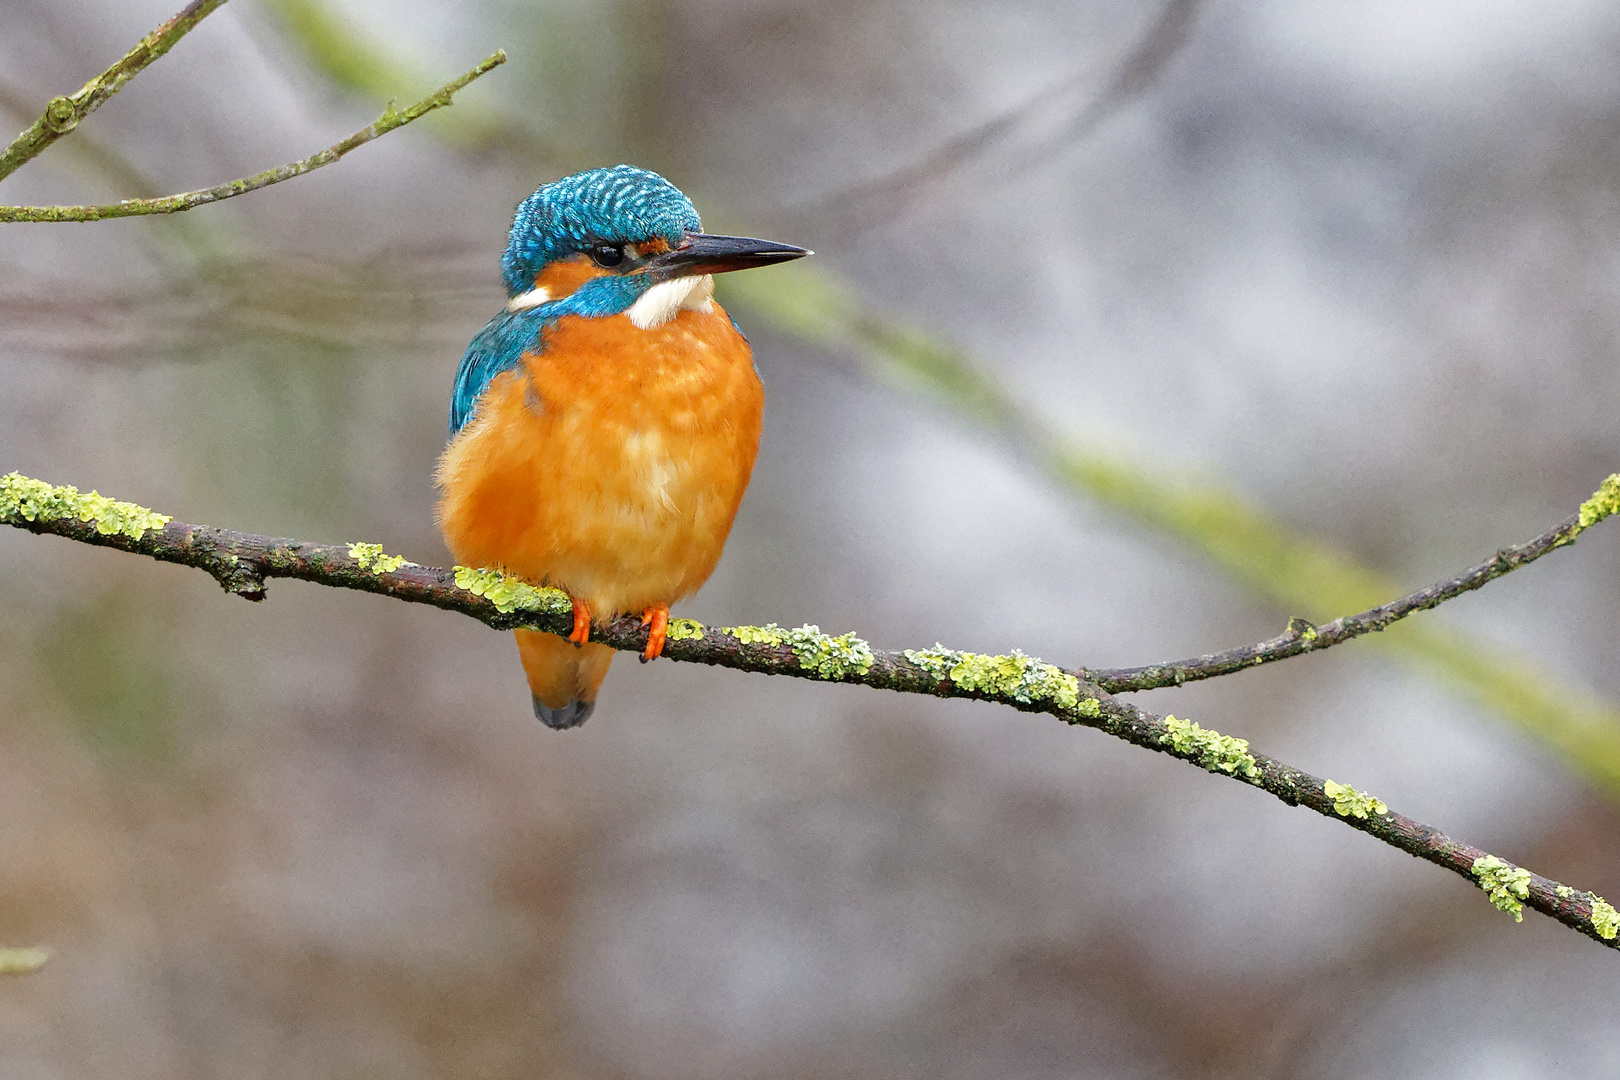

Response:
(501, 164), (701, 296)
(449, 166), (706, 434)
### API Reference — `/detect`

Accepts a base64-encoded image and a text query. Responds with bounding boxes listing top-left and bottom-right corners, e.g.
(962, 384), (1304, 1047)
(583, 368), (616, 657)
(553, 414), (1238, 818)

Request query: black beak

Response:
(640, 232), (811, 281)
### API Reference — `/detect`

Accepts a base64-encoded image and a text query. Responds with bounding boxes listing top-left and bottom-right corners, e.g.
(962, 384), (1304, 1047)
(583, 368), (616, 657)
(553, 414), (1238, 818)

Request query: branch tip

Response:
(1087, 474), (1620, 694)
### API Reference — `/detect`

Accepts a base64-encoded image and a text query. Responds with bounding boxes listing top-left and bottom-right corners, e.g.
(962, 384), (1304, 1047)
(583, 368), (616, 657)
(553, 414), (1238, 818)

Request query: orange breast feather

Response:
(435, 301), (763, 619)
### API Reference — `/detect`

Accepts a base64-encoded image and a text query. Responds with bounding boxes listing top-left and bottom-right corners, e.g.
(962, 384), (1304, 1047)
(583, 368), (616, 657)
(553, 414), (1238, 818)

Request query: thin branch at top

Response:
(0, 51), (506, 224)
(3, 469), (1619, 950)
(1083, 475), (1620, 692)
(0, 0), (228, 184)
(790, 0), (1203, 230)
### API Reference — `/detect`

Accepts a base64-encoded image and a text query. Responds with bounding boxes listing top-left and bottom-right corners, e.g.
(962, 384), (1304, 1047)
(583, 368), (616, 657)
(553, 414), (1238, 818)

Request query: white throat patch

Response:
(626, 274), (715, 330)
(506, 285), (552, 313)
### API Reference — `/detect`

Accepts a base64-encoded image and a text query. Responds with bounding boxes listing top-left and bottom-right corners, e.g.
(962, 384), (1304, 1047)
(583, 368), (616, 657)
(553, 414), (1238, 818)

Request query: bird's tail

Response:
(516, 629), (615, 729)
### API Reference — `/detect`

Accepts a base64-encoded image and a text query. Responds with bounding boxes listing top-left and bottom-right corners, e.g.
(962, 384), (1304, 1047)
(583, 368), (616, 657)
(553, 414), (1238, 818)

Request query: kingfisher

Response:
(436, 165), (809, 729)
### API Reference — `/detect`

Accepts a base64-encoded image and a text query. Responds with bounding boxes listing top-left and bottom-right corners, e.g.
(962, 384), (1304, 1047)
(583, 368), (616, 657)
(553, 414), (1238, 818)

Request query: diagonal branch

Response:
(0, 51), (506, 223)
(257, 0), (576, 168)
(1084, 475), (1620, 692)
(0, 0), (228, 184)
(0, 74), (168, 201)
(792, 0), (1203, 229)
(721, 267), (1620, 799)
(0, 948), (49, 976)
(4, 470), (1619, 950)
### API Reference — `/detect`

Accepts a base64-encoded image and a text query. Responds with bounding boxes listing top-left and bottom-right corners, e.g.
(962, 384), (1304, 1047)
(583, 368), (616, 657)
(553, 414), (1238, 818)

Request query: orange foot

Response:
(568, 597), (593, 646)
(640, 604), (669, 662)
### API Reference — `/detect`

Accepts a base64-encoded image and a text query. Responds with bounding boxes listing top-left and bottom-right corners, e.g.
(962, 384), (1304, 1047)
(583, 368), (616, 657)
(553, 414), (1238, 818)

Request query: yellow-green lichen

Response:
(902, 646), (956, 680)
(786, 625), (875, 680)
(666, 618), (704, 642)
(346, 541), (408, 575)
(1556, 884), (1575, 899)
(0, 472), (170, 540)
(724, 623), (788, 647)
(1159, 716), (1259, 779)
(0, 947), (49, 976)
(1590, 894), (1619, 940)
(902, 645), (1090, 713)
(1577, 473), (1620, 530)
(1471, 855), (1532, 922)
(1322, 779), (1388, 819)
(452, 566), (570, 616)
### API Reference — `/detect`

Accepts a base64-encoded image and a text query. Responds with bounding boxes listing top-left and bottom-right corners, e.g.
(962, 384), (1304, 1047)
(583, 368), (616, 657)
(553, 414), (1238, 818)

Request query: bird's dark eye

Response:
(590, 243), (625, 268)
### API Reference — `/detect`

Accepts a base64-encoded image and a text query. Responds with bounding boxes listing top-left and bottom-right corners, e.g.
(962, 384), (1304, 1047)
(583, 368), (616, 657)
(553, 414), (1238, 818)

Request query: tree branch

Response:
(0, 74), (167, 200)
(789, 0), (1203, 229)
(721, 266), (1620, 800)
(0, 948), (49, 976)
(0, 52), (506, 223)
(259, 0), (577, 168)
(1084, 475), (1620, 691)
(4, 470), (1618, 950)
(0, 0), (228, 184)
(241, 3), (1620, 803)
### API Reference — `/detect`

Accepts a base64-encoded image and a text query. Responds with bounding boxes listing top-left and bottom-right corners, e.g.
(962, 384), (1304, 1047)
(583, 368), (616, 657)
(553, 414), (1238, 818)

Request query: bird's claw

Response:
(568, 597), (592, 646)
(640, 605), (669, 662)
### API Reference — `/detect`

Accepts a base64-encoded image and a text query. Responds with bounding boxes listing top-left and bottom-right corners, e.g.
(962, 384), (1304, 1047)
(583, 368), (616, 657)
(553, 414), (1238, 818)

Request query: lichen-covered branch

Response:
(0, 0), (228, 184)
(1083, 474), (1620, 692)
(721, 266), (1620, 800)
(266, 6), (1620, 790)
(3, 471), (1616, 951)
(0, 51), (504, 223)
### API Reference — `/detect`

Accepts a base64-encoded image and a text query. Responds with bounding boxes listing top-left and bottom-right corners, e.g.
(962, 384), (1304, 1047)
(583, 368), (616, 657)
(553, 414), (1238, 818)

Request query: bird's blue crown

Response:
(450, 166), (703, 434)
(501, 164), (701, 296)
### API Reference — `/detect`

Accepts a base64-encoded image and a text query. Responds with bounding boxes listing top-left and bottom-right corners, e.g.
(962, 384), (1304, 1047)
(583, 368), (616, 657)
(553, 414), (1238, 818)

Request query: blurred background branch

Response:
(0, 947), (50, 976)
(786, 0), (1207, 234)
(722, 267), (1620, 800)
(258, 0), (577, 166)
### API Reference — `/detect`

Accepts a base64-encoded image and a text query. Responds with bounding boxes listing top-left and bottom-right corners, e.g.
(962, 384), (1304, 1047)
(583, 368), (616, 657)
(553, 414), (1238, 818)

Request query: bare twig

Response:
(793, 0), (1203, 229)
(0, 52), (506, 223)
(0, 0), (228, 184)
(4, 470), (1619, 950)
(1084, 478), (1620, 691)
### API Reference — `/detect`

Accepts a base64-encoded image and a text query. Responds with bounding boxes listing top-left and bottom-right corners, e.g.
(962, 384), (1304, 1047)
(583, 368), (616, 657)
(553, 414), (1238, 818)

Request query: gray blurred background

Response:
(2, 0), (1619, 1076)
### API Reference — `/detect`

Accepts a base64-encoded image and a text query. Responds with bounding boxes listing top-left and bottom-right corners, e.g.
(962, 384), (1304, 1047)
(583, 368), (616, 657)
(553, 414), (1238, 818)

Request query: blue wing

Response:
(449, 308), (556, 435)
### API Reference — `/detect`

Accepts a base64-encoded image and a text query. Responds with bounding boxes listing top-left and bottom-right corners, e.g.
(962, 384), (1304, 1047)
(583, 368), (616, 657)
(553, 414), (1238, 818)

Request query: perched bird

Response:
(436, 165), (809, 728)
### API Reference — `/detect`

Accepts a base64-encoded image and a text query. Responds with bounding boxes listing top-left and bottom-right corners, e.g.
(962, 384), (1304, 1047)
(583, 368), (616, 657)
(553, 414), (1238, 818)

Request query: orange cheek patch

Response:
(634, 237), (672, 257)
(534, 255), (610, 300)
